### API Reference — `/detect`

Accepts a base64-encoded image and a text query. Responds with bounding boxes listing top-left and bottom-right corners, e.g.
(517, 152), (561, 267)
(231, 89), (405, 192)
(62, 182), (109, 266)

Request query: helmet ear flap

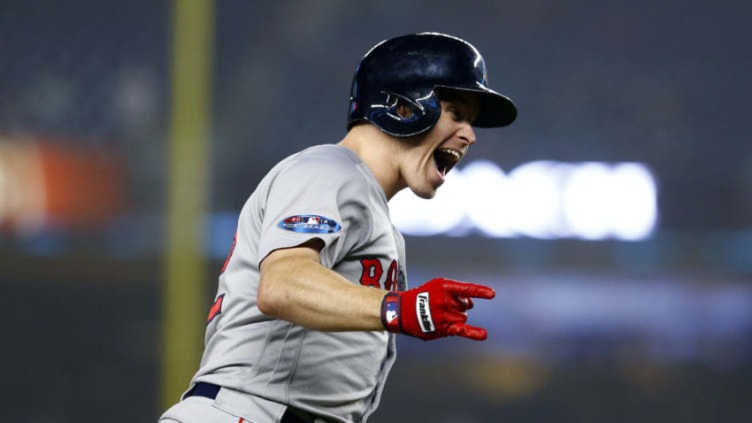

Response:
(383, 93), (421, 122)
(368, 91), (441, 137)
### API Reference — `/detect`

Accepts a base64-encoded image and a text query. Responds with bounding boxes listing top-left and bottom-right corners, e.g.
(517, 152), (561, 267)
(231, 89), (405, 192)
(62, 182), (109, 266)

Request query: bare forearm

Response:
(258, 248), (386, 331)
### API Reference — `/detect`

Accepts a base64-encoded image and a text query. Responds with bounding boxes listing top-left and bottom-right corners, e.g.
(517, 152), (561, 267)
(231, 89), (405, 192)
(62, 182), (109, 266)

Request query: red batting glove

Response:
(381, 278), (495, 341)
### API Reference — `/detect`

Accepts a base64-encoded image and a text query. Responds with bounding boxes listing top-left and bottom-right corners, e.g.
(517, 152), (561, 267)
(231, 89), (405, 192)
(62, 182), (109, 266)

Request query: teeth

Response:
(437, 148), (462, 161)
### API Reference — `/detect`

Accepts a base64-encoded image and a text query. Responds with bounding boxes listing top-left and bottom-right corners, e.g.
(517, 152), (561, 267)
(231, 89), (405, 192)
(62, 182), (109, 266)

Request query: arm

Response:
(258, 240), (386, 331)
(258, 240), (496, 340)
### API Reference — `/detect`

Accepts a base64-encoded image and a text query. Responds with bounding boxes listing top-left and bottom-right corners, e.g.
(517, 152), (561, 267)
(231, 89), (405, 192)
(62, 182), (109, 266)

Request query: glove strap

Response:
(381, 292), (402, 333)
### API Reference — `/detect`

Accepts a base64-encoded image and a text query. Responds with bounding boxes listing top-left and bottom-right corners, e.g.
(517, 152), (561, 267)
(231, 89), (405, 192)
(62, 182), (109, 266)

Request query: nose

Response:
(458, 123), (477, 146)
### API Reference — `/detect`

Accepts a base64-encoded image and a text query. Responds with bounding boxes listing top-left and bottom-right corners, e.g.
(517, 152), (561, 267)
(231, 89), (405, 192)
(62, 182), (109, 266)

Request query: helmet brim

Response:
(436, 85), (517, 128)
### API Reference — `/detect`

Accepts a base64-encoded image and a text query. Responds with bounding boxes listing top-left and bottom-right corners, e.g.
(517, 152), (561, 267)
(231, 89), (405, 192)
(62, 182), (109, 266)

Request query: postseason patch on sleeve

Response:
(277, 214), (342, 234)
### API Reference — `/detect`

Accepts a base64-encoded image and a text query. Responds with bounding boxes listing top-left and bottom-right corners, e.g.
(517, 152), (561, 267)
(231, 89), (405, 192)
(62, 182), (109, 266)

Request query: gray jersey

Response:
(191, 144), (407, 423)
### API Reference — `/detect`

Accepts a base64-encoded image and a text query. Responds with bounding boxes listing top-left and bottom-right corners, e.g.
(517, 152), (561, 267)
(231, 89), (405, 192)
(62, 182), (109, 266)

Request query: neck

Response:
(338, 125), (405, 200)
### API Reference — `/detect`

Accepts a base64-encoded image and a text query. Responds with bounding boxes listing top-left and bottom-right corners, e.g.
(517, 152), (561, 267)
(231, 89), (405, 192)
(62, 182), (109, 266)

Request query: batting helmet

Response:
(347, 32), (517, 137)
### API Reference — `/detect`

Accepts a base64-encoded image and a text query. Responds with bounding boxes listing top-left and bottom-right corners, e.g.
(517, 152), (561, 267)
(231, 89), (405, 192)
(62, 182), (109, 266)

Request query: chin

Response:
(411, 185), (439, 199)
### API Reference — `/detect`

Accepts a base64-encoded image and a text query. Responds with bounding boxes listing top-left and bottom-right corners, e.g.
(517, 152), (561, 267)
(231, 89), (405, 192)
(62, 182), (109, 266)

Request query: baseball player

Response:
(158, 32), (517, 423)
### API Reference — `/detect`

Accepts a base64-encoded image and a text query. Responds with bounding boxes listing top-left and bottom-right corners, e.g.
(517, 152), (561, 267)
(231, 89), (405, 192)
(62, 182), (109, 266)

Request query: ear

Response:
(384, 92), (424, 122)
(395, 102), (415, 119)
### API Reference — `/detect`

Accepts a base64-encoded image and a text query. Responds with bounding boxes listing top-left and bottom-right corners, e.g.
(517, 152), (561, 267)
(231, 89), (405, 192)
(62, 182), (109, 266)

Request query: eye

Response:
(441, 98), (477, 123)
(448, 107), (466, 122)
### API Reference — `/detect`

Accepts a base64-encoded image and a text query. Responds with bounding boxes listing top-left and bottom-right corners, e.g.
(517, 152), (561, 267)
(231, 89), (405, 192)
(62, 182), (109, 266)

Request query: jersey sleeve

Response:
(255, 154), (372, 269)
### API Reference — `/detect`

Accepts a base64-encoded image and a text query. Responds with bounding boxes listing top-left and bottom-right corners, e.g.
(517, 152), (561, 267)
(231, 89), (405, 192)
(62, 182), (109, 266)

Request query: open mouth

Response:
(433, 148), (463, 177)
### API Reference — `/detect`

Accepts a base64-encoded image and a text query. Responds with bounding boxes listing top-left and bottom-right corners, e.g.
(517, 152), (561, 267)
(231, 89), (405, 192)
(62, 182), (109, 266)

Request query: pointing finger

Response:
(443, 280), (495, 300)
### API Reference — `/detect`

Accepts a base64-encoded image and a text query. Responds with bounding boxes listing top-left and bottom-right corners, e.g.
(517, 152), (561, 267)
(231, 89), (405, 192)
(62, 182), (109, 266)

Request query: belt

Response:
(184, 382), (315, 423)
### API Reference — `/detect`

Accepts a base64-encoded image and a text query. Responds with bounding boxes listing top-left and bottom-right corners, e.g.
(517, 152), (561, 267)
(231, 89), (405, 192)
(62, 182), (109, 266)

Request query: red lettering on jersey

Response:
(221, 232), (238, 273)
(359, 258), (400, 289)
(384, 260), (398, 291)
(207, 293), (225, 324)
(359, 258), (383, 288)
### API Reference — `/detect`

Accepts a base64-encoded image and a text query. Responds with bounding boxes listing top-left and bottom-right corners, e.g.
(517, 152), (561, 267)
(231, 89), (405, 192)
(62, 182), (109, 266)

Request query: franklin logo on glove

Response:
(417, 293), (435, 333)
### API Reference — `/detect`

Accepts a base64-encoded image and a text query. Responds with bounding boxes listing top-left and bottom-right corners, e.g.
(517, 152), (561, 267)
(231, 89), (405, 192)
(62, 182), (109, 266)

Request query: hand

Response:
(380, 277), (495, 341)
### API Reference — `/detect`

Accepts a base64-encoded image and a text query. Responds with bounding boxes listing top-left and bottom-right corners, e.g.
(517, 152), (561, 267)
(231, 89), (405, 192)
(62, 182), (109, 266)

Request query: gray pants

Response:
(159, 397), (248, 423)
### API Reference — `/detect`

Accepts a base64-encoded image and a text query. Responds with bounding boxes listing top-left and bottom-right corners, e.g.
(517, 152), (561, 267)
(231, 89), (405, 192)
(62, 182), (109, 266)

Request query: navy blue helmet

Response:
(347, 32), (517, 137)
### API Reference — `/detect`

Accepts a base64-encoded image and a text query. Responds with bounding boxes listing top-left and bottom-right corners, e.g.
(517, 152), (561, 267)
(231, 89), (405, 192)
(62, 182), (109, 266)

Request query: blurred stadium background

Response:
(1, 1), (751, 422)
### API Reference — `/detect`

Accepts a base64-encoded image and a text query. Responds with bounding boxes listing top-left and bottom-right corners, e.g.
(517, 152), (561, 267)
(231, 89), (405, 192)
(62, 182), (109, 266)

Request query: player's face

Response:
(399, 95), (479, 199)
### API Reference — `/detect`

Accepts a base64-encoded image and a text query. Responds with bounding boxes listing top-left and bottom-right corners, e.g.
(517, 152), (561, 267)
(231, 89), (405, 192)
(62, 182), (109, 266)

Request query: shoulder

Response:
(291, 144), (361, 167)
(277, 144), (366, 181)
